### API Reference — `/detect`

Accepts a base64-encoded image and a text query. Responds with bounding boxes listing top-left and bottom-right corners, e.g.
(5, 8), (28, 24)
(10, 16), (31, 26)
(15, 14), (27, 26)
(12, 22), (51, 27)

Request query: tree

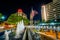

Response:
(7, 13), (29, 25)
(0, 13), (3, 17)
(0, 13), (3, 22)
(23, 18), (29, 25)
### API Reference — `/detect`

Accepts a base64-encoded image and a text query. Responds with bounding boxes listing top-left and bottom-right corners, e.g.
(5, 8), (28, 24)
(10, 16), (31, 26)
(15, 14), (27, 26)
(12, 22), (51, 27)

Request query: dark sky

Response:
(0, 0), (52, 20)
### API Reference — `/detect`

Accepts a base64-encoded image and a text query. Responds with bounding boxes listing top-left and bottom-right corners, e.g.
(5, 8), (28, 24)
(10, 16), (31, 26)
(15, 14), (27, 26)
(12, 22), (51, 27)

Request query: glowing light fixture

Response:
(1, 16), (5, 20)
(50, 22), (55, 25)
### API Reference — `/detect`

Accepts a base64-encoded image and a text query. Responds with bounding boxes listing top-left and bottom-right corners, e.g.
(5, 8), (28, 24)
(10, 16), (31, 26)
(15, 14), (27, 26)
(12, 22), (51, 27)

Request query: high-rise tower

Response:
(41, 0), (60, 22)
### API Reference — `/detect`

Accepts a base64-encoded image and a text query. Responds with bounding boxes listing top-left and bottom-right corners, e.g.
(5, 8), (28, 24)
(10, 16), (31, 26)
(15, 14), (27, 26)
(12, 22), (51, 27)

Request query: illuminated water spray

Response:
(15, 20), (25, 38)
(5, 30), (11, 40)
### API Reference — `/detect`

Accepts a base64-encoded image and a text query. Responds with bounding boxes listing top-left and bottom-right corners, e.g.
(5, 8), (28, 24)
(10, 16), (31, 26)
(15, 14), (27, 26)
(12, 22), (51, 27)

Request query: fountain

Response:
(5, 30), (11, 40)
(15, 20), (25, 38)
(20, 20), (25, 32)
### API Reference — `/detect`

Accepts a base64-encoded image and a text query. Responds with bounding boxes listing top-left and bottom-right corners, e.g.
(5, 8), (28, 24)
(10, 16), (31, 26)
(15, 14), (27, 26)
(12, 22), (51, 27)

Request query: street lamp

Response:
(1, 16), (5, 21)
(0, 16), (5, 22)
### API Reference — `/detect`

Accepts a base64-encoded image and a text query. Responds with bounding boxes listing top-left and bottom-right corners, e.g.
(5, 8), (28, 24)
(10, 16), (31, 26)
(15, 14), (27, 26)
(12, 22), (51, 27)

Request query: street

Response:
(0, 28), (60, 40)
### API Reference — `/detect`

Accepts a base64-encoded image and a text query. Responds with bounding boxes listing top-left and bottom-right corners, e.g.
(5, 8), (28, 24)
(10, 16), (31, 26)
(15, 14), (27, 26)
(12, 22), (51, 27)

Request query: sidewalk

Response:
(36, 32), (56, 40)
(37, 31), (60, 40)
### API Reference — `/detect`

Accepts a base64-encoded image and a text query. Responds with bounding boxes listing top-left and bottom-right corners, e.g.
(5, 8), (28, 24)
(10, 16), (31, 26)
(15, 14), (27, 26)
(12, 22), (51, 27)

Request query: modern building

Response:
(41, 5), (49, 22)
(41, 0), (60, 22)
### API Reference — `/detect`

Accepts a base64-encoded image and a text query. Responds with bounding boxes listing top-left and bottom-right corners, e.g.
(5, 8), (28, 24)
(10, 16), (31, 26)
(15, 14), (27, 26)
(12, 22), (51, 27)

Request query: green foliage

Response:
(7, 13), (29, 25)
(0, 13), (2, 18)
(0, 13), (3, 18)
(23, 18), (29, 25)
(0, 13), (3, 22)
(7, 13), (18, 24)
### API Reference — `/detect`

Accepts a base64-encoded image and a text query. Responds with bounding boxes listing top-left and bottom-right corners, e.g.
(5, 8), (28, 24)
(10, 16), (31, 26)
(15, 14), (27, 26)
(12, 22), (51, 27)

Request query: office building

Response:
(41, 0), (60, 22)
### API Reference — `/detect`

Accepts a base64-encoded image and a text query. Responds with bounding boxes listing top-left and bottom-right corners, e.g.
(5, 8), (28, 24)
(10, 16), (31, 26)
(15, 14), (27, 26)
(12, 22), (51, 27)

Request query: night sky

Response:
(0, 0), (52, 21)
